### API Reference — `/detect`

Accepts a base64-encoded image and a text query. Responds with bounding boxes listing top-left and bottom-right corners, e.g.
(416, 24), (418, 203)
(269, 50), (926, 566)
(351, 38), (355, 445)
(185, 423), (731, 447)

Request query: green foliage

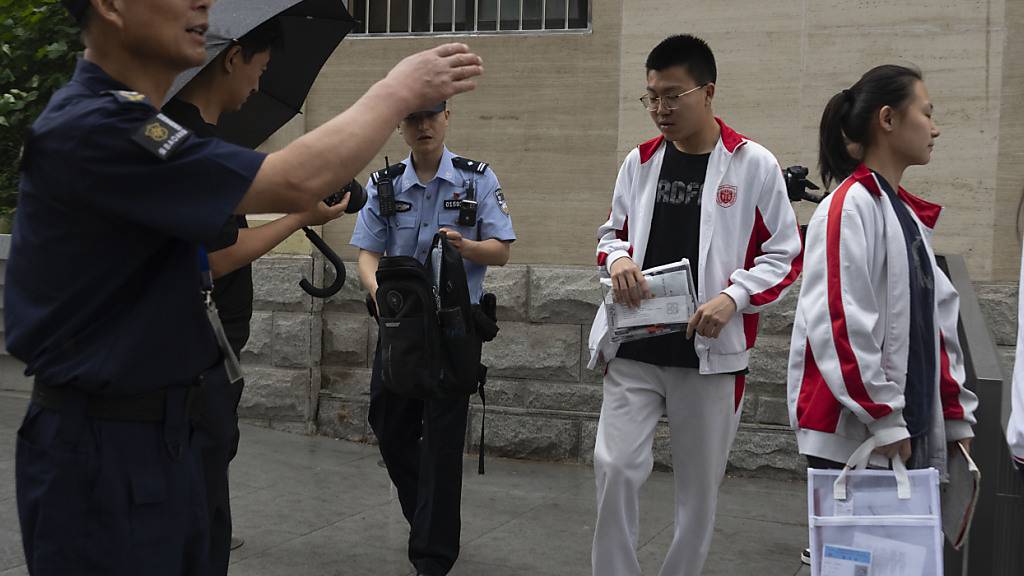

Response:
(0, 0), (81, 216)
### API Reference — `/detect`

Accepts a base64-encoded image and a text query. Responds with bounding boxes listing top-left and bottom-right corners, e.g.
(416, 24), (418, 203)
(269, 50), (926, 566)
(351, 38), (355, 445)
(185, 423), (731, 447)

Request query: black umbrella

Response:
(169, 0), (355, 149)
(169, 0), (357, 299)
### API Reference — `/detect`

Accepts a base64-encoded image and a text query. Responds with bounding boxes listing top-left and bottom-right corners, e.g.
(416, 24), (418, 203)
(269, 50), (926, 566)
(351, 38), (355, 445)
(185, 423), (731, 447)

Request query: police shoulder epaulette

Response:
(131, 112), (192, 161)
(451, 156), (489, 174)
(371, 162), (406, 184)
(103, 90), (154, 107)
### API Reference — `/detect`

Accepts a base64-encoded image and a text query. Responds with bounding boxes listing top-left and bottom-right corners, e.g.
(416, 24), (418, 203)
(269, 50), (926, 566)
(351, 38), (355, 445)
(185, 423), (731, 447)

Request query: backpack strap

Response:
(477, 363), (488, 475)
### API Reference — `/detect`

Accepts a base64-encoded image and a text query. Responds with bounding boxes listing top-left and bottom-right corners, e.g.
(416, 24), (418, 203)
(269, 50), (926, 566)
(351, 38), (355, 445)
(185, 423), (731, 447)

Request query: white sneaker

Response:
(800, 548), (811, 565)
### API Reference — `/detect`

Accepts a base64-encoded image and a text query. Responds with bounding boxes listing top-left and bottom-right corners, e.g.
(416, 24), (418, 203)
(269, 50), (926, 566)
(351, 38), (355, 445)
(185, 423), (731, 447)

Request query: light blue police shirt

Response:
(350, 147), (516, 303)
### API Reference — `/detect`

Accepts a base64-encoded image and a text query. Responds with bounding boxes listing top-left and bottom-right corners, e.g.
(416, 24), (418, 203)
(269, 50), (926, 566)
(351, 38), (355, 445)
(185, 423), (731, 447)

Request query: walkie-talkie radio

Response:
(458, 178), (478, 227)
(377, 156), (397, 217)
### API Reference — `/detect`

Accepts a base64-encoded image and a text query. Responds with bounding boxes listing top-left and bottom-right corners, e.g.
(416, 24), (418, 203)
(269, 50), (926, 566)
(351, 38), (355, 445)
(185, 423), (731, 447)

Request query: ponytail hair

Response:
(818, 64), (923, 187)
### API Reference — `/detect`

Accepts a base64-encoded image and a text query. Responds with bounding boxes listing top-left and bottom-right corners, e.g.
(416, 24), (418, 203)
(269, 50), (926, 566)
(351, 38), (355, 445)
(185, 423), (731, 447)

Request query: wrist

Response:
(369, 79), (417, 121)
(291, 212), (313, 228)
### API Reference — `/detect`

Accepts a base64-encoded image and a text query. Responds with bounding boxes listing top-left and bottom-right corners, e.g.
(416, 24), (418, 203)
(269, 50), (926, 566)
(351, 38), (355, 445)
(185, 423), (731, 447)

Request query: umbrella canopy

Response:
(168, 0), (355, 148)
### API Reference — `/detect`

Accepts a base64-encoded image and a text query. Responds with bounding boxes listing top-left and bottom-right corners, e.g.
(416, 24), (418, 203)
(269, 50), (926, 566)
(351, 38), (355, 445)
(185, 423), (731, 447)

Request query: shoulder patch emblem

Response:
(495, 189), (510, 216)
(132, 113), (191, 160)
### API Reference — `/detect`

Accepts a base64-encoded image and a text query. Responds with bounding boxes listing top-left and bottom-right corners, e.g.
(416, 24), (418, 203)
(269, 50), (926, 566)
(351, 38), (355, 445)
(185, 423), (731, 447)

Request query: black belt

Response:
(31, 371), (215, 422)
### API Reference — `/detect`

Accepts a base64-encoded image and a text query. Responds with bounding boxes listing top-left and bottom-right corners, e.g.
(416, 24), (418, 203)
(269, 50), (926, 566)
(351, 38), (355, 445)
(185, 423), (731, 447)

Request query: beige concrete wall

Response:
(261, 1), (623, 266)
(619, 0), (1011, 280)
(260, 0), (1022, 280)
(993, 0), (1024, 281)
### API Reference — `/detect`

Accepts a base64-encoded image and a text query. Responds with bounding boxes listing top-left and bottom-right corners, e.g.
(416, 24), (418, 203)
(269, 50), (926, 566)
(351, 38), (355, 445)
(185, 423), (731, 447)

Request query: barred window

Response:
(347, 0), (590, 35)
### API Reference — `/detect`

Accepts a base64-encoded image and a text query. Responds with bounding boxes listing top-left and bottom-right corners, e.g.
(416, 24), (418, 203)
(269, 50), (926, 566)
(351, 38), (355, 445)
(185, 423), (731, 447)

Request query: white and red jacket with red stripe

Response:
(587, 118), (802, 374)
(787, 165), (977, 471)
(1008, 249), (1024, 468)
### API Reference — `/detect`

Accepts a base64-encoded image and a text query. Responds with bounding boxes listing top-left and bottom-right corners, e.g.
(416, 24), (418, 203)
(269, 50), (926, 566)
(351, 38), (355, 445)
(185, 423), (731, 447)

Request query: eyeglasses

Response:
(639, 84), (708, 112)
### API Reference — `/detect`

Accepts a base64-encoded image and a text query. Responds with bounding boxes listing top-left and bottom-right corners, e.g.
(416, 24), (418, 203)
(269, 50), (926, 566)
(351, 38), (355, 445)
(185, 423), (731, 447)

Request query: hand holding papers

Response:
(600, 260), (697, 343)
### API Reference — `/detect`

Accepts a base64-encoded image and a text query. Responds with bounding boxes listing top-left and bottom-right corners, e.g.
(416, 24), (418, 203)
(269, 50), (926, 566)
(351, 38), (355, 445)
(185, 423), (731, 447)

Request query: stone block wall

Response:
(237, 255), (323, 435)
(0, 244), (1017, 479)
(313, 260), (806, 476)
(308, 259), (1022, 478)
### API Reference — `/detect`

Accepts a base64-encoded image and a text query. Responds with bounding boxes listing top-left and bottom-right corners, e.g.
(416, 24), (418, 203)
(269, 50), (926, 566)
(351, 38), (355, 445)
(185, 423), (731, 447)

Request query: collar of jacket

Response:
(850, 163), (943, 229)
(637, 117), (747, 164)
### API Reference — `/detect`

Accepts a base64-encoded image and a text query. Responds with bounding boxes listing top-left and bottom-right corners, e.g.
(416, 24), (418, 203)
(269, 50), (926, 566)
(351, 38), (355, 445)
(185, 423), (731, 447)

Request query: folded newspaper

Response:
(600, 260), (697, 343)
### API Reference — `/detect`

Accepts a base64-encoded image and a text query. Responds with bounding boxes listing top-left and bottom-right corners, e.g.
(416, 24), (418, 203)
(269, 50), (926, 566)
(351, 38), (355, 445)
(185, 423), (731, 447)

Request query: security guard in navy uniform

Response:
(352, 101), (516, 576)
(6, 1), (483, 573)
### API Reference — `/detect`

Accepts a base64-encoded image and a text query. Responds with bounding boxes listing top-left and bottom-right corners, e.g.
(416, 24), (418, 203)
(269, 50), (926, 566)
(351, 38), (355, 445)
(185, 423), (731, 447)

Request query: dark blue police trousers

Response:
(369, 346), (470, 576)
(16, 388), (209, 575)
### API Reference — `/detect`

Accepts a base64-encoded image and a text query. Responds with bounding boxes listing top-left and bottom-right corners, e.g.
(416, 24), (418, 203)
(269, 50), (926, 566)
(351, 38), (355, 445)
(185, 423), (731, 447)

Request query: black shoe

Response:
(800, 547), (811, 565)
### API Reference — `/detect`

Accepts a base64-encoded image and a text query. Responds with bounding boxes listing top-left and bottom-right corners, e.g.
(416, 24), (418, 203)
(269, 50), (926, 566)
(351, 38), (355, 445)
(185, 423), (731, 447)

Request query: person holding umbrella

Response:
(6, 0), (483, 574)
(162, 16), (352, 572)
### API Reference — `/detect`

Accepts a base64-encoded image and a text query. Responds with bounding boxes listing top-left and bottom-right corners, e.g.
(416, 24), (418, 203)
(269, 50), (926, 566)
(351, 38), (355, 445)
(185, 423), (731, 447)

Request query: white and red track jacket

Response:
(787, 165), (977, 471)
(1009, 248), (1024, 468)
(587, 118), (803, 375)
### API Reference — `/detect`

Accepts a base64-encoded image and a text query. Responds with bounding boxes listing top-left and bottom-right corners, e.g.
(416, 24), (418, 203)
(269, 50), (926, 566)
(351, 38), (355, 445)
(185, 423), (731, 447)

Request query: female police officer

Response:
(5, 1), (482, 574)
(352, 101), (515, 576)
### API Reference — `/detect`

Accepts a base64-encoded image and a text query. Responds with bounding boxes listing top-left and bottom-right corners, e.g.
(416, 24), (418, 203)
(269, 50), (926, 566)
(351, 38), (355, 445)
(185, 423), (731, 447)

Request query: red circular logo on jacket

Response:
(716, 185), (737, 208)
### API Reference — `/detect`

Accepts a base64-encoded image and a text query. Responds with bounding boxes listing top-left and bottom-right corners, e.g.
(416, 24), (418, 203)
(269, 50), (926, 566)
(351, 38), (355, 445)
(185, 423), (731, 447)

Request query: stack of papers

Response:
(600, 260), (697, 344)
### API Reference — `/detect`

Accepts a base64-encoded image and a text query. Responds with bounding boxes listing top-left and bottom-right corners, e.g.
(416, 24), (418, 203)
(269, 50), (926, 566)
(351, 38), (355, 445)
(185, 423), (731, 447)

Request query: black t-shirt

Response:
(163, 98), (254, 357)
(616, 143), (709, 368)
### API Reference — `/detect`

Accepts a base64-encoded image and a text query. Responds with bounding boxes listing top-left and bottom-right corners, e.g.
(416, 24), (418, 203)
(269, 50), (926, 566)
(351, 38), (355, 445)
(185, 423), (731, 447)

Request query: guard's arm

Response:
(236, 44), (483, 215)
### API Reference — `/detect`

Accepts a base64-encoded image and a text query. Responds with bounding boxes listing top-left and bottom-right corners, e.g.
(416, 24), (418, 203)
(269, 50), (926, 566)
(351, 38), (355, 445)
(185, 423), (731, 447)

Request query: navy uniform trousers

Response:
(369, 345), (470, 576)
(16, 385), (210, 576)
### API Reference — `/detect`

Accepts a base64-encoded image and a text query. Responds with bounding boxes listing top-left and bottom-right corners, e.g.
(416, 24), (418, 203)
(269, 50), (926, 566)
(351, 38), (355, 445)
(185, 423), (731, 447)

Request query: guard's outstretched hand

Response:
(385, 44), (484, 116)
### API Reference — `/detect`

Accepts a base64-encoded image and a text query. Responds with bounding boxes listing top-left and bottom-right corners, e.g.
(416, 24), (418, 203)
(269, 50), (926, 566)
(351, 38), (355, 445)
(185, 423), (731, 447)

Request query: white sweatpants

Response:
(592, 358), (743, 576)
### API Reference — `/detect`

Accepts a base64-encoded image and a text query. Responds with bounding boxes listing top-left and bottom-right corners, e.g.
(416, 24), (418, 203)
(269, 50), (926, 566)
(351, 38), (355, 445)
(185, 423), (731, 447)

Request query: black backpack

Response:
(375, 233), (499, 473)
(375, 232), (497, 399)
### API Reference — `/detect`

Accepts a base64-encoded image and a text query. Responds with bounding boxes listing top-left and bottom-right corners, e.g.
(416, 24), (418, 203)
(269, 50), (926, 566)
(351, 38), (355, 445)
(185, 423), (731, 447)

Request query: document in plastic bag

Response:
(600, 259), (697, 343)
(820, 545), (871, 576)
(852, 532), (927, 576)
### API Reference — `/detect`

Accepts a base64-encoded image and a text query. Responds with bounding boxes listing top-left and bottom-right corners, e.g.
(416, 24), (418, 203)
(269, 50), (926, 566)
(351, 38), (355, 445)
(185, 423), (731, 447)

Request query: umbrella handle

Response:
(300, 227), (346, 298)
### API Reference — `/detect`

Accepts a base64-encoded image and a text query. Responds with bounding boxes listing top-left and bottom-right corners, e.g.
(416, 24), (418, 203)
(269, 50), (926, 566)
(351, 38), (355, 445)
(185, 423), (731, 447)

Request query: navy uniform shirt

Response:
(3, 60), (266, 395)
(162, 97), (253, 356)
(350, 146), (516, 303)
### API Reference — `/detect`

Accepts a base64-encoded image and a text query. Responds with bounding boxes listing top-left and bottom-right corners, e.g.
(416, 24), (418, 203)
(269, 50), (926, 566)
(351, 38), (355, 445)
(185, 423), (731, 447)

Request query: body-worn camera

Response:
(458, 179), (478, 226)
